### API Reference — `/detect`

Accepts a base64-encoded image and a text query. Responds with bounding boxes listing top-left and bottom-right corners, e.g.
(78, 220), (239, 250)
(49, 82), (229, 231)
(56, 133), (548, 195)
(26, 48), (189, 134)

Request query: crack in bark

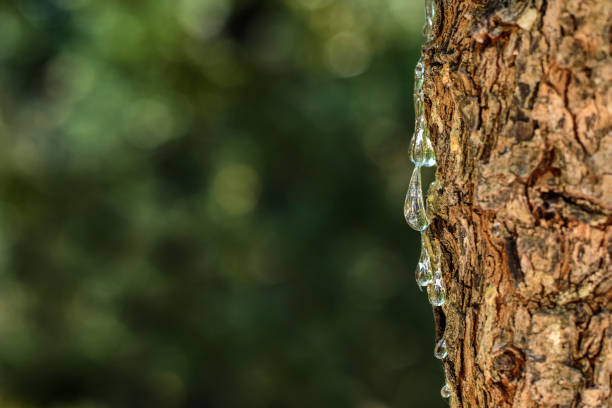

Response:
(428, 0), (612, 406)
(504, 235), (524, 285)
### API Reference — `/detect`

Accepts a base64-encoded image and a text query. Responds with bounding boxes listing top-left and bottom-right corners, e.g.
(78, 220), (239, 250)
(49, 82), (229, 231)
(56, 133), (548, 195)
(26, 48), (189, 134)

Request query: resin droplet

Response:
(415, 235), (433, 286)
(432, 262), (442, 282)
(415, 260), (432, 287)
(428, 279), (446, 306)
(441, 384), (451, 399)
(427, 265), (446, 306)
(434, 337), (448, 359)
(404, 166), (429, 231)
(414, 59), (424, 119)
(414, 86), (424, 118)
(410, 117), (436, 167)
(423, 0), (436, 40)
(414, 57), (424, 98)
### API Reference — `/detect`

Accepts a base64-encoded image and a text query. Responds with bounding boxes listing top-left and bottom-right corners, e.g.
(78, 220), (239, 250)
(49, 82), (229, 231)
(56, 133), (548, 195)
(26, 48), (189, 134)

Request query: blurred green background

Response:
(0, 0), (443, 407)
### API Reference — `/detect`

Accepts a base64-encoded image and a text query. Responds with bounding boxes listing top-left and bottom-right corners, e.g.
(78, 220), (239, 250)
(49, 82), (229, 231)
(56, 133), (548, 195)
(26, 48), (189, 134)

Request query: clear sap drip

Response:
(404, 166), (429, 231)
(415, 260), (432, 287)
(423, 0), (436, 40)
(432, 264), (442, 282)
(415, 234), (433, 286)
(409, 116), (436, 167)
(427, 263), (446, 306)
(441, 383), (451, 399)
(428, 280), (446, 306)
(414, 59), (424, 118)
(410, 55), (436, 167)
(415, 57), (424, 90)
(434, 337), (448, 359)
(415, 87), (424, 118)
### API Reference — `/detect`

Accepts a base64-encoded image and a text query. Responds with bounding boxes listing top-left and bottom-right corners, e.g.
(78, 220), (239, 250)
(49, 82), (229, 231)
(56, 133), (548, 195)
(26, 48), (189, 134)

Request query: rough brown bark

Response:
(423, 0), (612, 407)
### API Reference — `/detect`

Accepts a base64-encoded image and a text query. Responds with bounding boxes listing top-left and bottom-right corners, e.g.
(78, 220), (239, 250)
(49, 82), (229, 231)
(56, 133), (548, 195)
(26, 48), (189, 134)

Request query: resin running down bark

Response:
(434, 337), (448, 360)
(403, 0), (451, 401)
(410, 58), (437, 167)
(421, 0), (612, 406)
(415, 233), (434, 287)
(404, 166), (430, 231)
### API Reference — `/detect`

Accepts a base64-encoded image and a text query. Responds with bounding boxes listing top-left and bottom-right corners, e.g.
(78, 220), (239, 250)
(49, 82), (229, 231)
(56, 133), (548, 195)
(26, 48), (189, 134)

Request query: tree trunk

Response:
(424, 0), (612, 406)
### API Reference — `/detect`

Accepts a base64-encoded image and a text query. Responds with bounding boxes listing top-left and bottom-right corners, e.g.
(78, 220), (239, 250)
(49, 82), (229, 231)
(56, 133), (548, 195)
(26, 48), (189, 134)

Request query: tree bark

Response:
(424, 0), (612, 406)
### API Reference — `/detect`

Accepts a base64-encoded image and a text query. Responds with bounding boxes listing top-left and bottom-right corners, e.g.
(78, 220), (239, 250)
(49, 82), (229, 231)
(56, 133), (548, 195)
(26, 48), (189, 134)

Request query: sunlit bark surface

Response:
(424, 0), (612, 406)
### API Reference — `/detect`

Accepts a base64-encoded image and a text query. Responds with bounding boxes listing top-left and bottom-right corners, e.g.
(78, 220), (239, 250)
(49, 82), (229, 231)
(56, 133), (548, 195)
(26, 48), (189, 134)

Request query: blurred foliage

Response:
(0, 0), (443, 407)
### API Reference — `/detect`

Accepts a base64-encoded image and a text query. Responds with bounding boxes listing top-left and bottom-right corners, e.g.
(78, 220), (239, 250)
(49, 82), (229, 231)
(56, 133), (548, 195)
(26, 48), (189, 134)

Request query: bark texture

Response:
(424, 0), (612, 406)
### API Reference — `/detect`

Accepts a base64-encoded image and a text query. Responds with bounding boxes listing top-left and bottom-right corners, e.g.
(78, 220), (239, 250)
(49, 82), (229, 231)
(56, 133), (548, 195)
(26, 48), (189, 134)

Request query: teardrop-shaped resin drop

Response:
(427, 278), (446, 306)
(410, 117), (436, 167)
(415, 235), (433, 286)
(434, 337), (448, 359)
(441, 383), (451, 399)
(415, 259), (433, 287)
(404, 166), (429, 231)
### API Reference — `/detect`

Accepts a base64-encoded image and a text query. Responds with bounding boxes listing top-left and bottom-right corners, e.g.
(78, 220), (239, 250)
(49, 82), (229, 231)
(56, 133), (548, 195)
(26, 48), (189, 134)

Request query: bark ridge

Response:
(425, 0), (612, 406)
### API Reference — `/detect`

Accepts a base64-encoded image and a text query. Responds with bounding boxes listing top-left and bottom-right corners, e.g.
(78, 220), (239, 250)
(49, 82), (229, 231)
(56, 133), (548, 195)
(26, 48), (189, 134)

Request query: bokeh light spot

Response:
(177, 0), (230, 40)
(387, 0), (424, 35)
(325, 31), (371, 78)
(213, 163), (261, 215)
(45, 53), (96, 103)
(123, 99), (175, 149)
(295, 0), (333, 11)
